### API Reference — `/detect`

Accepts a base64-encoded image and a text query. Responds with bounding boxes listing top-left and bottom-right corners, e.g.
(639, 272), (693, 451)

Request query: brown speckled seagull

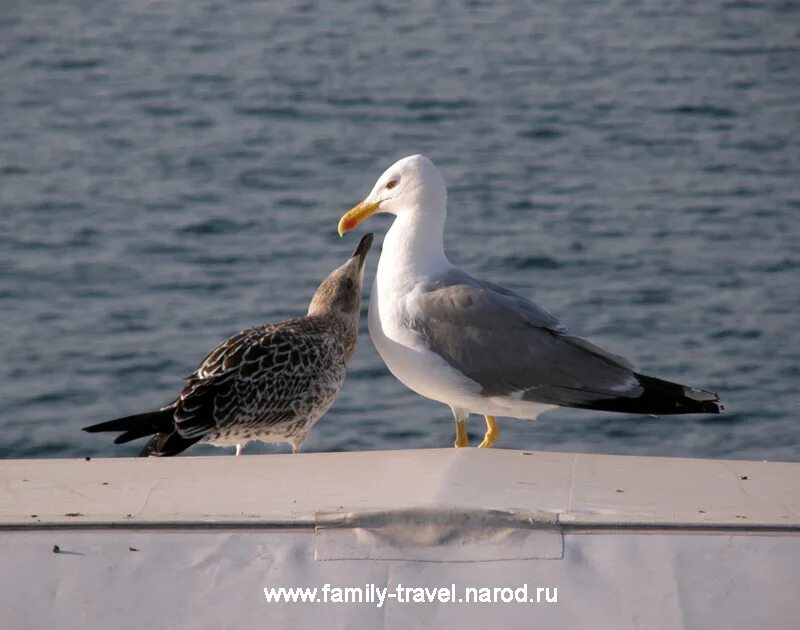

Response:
(84, 234), (373, 456)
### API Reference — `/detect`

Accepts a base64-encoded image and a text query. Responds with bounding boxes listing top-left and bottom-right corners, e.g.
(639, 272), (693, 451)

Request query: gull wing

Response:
(174, 320), (341, 439)
(409, 270), (643, 407)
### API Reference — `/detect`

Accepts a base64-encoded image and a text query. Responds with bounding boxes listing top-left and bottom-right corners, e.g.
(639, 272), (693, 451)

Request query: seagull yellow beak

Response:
(338, 199), (381, 236)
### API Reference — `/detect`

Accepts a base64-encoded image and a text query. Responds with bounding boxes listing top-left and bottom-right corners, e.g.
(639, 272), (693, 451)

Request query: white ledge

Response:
(2, 449), (798, 529)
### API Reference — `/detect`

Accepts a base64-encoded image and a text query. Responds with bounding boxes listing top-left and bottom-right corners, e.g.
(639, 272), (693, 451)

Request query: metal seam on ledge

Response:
(3, 521), (800, 533)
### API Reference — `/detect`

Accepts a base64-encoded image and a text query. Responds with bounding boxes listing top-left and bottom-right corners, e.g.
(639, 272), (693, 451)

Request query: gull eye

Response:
(345, 279), (354, 289)
(385, 179), (398, 190)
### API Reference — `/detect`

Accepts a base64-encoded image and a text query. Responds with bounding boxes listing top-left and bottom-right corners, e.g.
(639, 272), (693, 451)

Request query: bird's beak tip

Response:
(337, 217), (356, 237)
(352, 233), (374, 259)
(338, 199), (380, 237)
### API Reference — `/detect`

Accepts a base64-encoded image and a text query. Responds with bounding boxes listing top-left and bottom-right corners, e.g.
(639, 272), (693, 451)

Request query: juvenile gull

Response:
(338, 155), (721, 448)
(84, 234), (374, 456)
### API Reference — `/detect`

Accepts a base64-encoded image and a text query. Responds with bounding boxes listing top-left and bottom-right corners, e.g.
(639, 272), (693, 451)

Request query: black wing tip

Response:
(682, 385), (723, 414)
(703, 397), (724, 414)
(696, 399), (724, 414)
(569, 375), (724, 416)
(641, 377), (725, 415)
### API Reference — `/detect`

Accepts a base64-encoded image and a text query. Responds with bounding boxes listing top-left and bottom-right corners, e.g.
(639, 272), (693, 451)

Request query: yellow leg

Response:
(454, 418), (469, 448)
(478, 415), (499, 448)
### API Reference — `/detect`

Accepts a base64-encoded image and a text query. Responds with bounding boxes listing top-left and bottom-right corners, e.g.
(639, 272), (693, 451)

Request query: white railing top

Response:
(1, 449), (798, 529)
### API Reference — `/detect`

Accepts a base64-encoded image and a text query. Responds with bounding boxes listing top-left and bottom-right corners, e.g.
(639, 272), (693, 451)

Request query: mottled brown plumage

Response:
(84, 234), (373, 456)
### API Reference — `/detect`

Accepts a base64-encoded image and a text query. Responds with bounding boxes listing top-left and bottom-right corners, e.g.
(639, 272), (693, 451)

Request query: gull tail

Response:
(578, 373), (723, 415)
(82, 409), (200, 457)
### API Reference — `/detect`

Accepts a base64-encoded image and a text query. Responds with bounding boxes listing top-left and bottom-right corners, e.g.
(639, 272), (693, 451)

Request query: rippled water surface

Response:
(1, 0), (798, 460)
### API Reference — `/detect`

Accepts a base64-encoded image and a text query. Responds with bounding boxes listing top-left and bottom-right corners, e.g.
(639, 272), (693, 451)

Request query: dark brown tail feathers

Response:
(82, 409), (200, 457)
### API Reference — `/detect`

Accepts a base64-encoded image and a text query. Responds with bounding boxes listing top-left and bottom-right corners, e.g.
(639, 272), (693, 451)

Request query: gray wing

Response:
(173, 320), (342, 439)
(410, 270), (643, 407)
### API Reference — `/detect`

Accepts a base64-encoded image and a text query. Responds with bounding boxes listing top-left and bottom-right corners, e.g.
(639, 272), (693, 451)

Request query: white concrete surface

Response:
(1, 449), (799, 629)
(1, 449), (798, 528)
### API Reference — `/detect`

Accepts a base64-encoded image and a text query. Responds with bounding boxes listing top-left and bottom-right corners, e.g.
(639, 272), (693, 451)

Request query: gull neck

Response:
(379, 208), (451, 287)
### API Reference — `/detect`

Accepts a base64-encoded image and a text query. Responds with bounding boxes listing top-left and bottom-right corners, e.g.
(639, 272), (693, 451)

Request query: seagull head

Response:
(308, 233), (374, 318)
(338, 154), (447, 236)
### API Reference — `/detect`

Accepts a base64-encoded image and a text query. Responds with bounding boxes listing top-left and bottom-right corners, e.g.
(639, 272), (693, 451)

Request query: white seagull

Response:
(337, 154), (721, 448)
